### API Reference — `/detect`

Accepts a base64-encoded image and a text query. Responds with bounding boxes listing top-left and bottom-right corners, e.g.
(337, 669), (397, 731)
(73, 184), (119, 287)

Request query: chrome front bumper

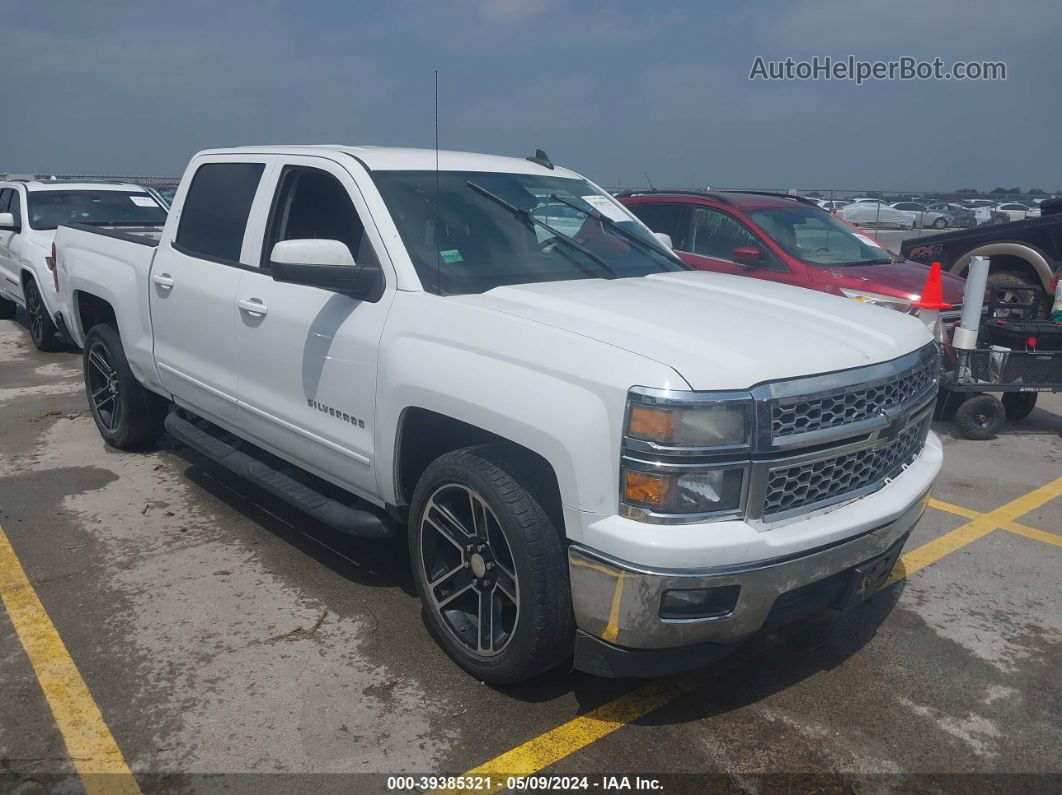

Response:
(569, 488), (929, 653)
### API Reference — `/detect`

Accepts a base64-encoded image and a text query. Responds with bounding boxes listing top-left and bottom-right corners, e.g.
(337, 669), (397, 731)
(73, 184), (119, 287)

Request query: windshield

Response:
(747, 206), (894, 266)
(373, 170), (685, 294)
(28, 190), (167, 230)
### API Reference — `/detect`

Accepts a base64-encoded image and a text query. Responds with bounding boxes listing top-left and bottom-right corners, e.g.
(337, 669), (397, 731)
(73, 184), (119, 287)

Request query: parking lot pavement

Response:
(1, 314), (1060, 793)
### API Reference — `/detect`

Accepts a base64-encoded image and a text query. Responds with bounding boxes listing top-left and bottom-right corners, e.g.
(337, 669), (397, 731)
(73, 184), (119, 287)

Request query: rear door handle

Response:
(152, 273), (175, 289)
(237, 298), (268, 316)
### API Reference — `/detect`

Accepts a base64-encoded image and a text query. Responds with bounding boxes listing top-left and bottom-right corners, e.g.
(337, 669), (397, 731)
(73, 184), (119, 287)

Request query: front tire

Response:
(955, 394), (1005, 440)
(409, 445), (573, 684)
(24, 278), (63, 351)
(933, 216), (947, 229)
(83, 324), (167, 449)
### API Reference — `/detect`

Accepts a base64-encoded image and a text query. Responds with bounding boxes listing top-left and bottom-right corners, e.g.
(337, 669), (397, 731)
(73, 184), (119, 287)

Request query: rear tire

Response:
(0, 295), (15, 320)
(409, 444), (573, 684)
(955, 394), (1005, 440)
(1001, 392), (1037, 421)
(932, 216), (947, 229)
(985, 270), (1049, 317)
(24, 278), (63, 351)
(83, 324), (167, 449)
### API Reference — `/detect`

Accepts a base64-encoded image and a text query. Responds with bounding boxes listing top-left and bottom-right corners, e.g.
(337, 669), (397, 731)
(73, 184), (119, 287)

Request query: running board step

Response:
(164, 411), (395, 538)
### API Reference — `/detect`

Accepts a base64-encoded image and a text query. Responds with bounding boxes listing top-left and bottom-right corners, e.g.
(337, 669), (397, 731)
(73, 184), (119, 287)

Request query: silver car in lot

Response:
(890, 201), (949, 229)
(926, 203), (977, 229)
(841, 199), (916, 229)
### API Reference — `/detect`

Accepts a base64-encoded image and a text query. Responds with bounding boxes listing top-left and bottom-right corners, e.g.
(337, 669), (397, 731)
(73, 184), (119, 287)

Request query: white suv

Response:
(0, 180), (167, 350)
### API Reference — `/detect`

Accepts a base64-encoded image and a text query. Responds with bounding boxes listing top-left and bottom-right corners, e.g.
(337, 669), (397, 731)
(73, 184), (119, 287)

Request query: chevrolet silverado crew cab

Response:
(53, 146), (942, 683)
(0, 180), (167, 349)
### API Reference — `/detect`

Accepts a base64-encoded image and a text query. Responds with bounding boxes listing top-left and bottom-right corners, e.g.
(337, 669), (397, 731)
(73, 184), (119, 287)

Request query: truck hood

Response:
(809, 259), (966, 304)
(457, 271), (932, 390)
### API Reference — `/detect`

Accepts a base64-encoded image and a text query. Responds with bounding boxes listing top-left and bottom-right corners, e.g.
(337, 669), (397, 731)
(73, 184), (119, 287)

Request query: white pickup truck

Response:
(53, 146), (942, 682)
(0, 180), (167, 350)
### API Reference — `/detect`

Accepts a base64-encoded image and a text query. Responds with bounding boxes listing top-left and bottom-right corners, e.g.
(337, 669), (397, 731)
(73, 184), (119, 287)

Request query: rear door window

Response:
(625, 203), (690, 251)
(175, 162), (265, 263)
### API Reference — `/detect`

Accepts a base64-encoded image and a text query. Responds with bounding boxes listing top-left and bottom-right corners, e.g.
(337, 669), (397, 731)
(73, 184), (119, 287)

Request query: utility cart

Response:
(936, 286), (1062, 439)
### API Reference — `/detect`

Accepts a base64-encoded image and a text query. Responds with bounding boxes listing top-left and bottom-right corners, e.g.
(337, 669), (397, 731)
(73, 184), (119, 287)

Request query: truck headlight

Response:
(622, 466), (745, 516)
(621, 388), (752, 522)
(840, 288), (915, 314)
(626, 397), (750, 449)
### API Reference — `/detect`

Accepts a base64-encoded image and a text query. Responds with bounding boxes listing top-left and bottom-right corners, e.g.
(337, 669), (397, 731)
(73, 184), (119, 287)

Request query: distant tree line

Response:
(956, 186), (1054, 195)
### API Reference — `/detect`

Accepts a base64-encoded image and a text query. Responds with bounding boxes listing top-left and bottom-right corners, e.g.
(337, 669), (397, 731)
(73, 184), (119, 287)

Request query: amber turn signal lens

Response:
(627, 404), (676, 443)
(624, 469), (672, 508)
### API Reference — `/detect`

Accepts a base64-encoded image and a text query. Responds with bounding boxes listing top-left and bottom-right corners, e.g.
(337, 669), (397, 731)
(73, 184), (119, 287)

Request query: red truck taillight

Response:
(46, 243), (58, 291)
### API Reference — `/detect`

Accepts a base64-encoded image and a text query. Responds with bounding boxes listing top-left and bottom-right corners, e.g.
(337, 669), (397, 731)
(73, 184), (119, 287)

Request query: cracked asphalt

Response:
(1, 311), (1059, 793)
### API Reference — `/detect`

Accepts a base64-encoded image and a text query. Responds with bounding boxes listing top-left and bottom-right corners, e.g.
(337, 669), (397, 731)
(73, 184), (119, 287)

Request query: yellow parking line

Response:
(928, 498), (980, 520)
(451, 677), (696, 794)
(1004, 523), (1062, 547)
(448, 477), (1062, 789)
(0, 523), (141, 795)
(887, 478), (1061, 585)
(974, 476), (1062, 524)
(931, 497), (1061, 544)
(883, 520), (996, 586)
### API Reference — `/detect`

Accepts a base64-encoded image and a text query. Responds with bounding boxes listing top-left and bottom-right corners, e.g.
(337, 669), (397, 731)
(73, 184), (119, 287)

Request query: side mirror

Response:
(0, 212), (18, 231)
(731, 246), (764, 268)
(653, 232), (673, 250)
(269, 239), (383, 302)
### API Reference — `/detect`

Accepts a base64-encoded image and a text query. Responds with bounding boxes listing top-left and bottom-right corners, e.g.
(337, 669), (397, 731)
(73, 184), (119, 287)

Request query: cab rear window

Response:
(175, 163), (265, 263)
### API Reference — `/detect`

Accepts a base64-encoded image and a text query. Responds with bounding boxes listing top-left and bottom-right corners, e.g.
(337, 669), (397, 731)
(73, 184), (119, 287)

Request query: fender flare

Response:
(19, 264), (56, 315)
(950, 242), (1053, 291)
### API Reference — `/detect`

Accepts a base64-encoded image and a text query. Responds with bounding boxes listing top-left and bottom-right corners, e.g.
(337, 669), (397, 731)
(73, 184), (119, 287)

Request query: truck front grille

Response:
(762, 414), (931, 518)
(771, 351), (937, 441)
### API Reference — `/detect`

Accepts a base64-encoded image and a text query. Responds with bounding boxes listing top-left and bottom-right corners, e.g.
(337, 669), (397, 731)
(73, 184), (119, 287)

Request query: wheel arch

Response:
(73, 290), (119, 340)
(19, 266), (43, 300)
(950, 242), (1053, 292)
(393, 407), (565, 536)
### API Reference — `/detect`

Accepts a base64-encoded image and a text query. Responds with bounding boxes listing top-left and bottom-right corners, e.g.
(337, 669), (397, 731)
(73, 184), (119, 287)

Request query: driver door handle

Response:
(151, 273), (175, 289)
(237, 298), (268, 316)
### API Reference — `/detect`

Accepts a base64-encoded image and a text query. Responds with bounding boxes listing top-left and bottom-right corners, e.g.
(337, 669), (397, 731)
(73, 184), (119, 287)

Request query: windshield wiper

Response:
(466, 181), (617, 279)
(548, 194), (687, 269)
(845, 257), (893, 266)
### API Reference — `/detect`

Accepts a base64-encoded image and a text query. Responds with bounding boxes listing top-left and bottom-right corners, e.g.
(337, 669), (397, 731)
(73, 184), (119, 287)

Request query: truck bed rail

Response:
(60, 222), (161, 247)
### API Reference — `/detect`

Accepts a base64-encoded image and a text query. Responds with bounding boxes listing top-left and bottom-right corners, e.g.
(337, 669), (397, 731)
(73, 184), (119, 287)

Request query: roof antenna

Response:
(644, 171), (656, 190)
(434, 69), (441, 295)
(526, 148), (554, 169)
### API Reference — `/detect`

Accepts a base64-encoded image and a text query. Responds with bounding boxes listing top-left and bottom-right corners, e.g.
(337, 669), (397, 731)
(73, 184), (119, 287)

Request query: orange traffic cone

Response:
(912, 261), (952, 309)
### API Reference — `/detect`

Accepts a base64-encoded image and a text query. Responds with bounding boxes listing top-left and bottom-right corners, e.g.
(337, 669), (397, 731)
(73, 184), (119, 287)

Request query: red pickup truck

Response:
(617, 190), (965, 313)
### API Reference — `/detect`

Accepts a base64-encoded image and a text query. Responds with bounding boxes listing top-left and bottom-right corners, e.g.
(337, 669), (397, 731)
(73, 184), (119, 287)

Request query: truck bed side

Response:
(901, 214), (1062, 276)
(54, 223), (166, 395)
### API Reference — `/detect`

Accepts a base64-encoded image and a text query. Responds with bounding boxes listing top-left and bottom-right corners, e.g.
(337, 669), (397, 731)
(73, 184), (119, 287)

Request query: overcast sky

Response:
(2, 0), (1059, 191)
